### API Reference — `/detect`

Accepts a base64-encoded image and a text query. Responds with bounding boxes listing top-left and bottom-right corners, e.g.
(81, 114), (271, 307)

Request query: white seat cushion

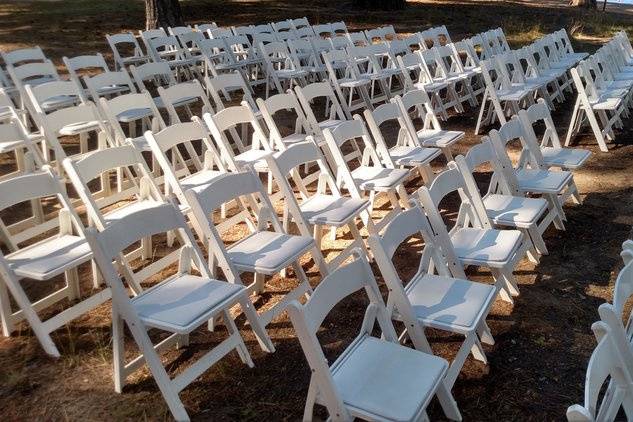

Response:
(116, 107), (153, 123)
(389, 146), (441, 166)
(318, 119), (345, 131)
(483, 194), (548, 227)
(40, 95), (80, 111)
(540, 147), (591, 169)
(300, 194), (369, 226)
(228, 231), (314, 273)
(58, 120), (103, 136)
(280, 133), (310, 145)
(179, 169), (226, 191)
(104, 200), (166, 223)
(451, 227), (523, 266)
(339, 78), (371, 88)
(7, 235), (93, 280)
(414, 81), (448, 92)
(96, 84), (130, 97)
(333, 336), (447, 422)
(351, 166), (409, 191)
(234, 149), (272, 170)
(516, 168), (572, 194)
(132, 274), (243, 332)
(404, 273), (496, 331)
(416, 129), (464, 148)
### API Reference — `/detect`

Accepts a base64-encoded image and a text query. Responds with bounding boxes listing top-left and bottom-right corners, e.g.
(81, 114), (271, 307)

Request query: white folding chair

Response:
(62, 145), (170, 292)
(83, 70), (137, 104)
(85, 201), (273, 422)
(363, 101), (441, 184)
(64, 53), (131, 99)
(204, 71), (256, 111)
(566, 321), (633, 422)
(454, 139), (553, 257)
(518, 98), (591, 171)
(0, 169), (108, 357)
(266, 140), (372, 269)
(259, 41), (308, 98)
(106, 32), (151, 70)
(322, 118), (410, 232)
(416, 165), (530, 304)
(394, 89), (464, 160)
(256, 91), (312, 148)
(129, 61), (198, 111)
(369, 203), (496, 389)
(0, 112), (44, 181)
(185, 170), (328, 326)
(288, 252), (462, 422)
(489, 118), (577, 228)
(322, 49), (373, 114)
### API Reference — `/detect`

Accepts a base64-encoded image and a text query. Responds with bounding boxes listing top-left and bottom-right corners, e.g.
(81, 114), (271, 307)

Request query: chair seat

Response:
(498, 87), (532, 102)
(7, 235), (93, 280)
(318, 119), (345, 131)
(591, 95), (622, 111)
(275, 69), (308, 79)
(389, 146), (441, 166)
(339, 78), (371, 88)
(153, 95), (198, 109)
(351, 166), (409, 191)
(0, 138), (27, 153)
(58, 120), (104, 136)
(280, 133), (310, 145)
(104, 200), (166, 223)
(483, 194), (548, 228)
(116, 107), (153, 123)
(416, 129), (464, 148)
(540, 147), (591, 170)
(300, 194), (369, 226)
(132, 274), (243, 333)
(228, 231), (314, 273)
(40, 95), (80, 111)
(332, 335), (447, 422)
(234, 148), (272, 171)
(451, 227), (523, 266)
(403, 273), (496, 332)
(413, 81), (448, 93)
(516, 168), (573, 194)
(96, 84), (130, 97)
(180, 169), (226, 191)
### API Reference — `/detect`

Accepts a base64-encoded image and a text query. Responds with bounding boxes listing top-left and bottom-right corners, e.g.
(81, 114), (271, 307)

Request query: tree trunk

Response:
(568, 0), (597, 8)
(352, 0), (406, 10)
(145, 0), (184, 30)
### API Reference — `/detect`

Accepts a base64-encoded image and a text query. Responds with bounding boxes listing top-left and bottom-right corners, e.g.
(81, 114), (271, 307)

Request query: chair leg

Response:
(65, 268), (81, 301)
(477, 320), (495, 346)
(112, 310), (126, 393)
(222, 309), (253, 368)
(303, 377), (318, 422)
(0, 278), (14, 336)
(435, 380), (462, 421)
(527, 225), (548, 256)
(238, 296), (275, 353)
(491, 268), (513, 304)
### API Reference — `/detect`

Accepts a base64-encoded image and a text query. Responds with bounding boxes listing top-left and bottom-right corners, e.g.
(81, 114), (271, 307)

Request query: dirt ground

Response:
(1, 0), (633, 421)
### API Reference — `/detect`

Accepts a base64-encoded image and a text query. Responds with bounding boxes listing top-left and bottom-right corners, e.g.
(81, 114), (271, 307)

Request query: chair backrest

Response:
(295, 26), (316, 39)
(208, 27), (234, 39)
(272, 20), (293, 33)
(63, 54), (110, 90)
(99, 91), (166, 143)
(363, 102), (414, 164)
(157, 79), (215, 124)
(394, 89), (443, 139)
(62, 144), (163, 228)
(290, 17), (310, 30)
(313, 23), (333, 38)
(322, 118), (387, 194)
(256, 92), (311, 151)
(205, 71), (256, 111)
(85, 201), (210, 291)
(0, 168), (85, 248)
(147, 35), (185, 64)
(195, 22), (218, 34)
(143, 119), (227, 203)
(566, 321), (633, 422)
(287, 253), (399, 422)
(106, 32), (147, 69)
(24, 80), (85, 118)
(169, 25), (193, 36)
(2, 47), (47, 68)
(253, 32), (278, 48)
(184, 170), (284, 277)
(129, 61), (176, 92)
(203, 103), (271, 165)
(139, 28), (168, 52)
(83, 70), (137, 102)
(6, 60), (59, 93)
(346, 31), (368, 47)
(294, 82), (350, 133)
(454, 138), (515, 198)
(488, 117), (541, 180)
(415, 163), (491, 253)
(176, 30), (205, 53)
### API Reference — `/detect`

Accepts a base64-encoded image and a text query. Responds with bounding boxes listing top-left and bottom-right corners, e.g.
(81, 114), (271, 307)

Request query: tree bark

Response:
(352, 0), (406, 10)
(145, 0), (184, 30)
(568, 0), (597, 8)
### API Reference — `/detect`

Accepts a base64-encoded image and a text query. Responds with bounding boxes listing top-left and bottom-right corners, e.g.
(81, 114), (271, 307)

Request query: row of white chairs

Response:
(0, 71), (591, 420)
(566, 31), (633, 152)
(567, 241), (633, 421)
